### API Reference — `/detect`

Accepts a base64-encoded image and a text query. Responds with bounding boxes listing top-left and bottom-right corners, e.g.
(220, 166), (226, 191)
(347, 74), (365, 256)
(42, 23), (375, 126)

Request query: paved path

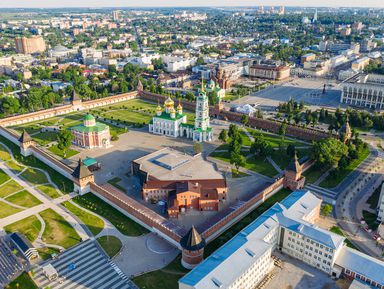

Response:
(266, 156), (283, 174)
(0, 152), (90, 242)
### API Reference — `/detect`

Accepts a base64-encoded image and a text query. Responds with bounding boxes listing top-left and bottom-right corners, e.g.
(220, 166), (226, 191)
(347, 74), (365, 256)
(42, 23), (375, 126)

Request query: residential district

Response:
(0, 4), (384, 289)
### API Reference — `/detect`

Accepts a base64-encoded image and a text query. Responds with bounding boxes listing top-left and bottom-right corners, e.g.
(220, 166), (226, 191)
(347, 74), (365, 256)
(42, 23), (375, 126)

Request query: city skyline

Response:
(1, 0), (383, 8)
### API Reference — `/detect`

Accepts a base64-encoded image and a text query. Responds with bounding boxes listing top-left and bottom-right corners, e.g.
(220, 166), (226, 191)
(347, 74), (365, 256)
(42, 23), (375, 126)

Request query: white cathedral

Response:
(149, 89), (213, 142)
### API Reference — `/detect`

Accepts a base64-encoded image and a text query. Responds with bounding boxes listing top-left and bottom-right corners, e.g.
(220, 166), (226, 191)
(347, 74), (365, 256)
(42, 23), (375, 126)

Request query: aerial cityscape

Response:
(0, 3), (384, 289)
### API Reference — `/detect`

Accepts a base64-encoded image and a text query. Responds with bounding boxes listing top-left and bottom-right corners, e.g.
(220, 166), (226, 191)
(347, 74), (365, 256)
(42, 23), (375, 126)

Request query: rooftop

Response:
(71, 122), (108, 133)
(134, 148), (224, 181)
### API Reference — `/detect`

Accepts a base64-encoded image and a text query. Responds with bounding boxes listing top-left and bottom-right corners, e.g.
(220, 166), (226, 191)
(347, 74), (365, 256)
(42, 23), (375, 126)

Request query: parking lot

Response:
(231, 78), (344, 111)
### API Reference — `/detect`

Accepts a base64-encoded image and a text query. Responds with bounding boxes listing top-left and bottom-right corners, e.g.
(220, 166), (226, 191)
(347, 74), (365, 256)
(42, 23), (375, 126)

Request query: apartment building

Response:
(377, 183), (384, 222)
(15, 36), (46, 54)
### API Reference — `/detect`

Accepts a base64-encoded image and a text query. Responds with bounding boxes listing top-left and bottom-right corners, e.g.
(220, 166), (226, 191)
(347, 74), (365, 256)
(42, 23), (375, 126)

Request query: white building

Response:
(340, 74), (384, 110)
(162, 55), (196, 72)
(179, 190), (384, 289)
(378, 182), (384, 222)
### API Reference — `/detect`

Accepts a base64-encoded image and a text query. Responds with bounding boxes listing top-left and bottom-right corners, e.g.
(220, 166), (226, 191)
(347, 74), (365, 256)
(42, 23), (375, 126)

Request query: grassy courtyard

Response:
(0, 168), (11, 185)
(4, 215), (42, 242)
(5, 272), (38, 289)
(0, 143), (11, 161)
(72, 193), (148, 236)
(0, 135), (73, 193)
(0, 180), (23, 198)
(48, 144), (79, 159)
(20, 167), (48, 185)
(40, 208), (81, 248)
(5, 190), (42, 208)
(97, 235), (122, 258)
(0, 201), (22, 218)
(62, 201), (105, 236)
(36, 184), (62, 199)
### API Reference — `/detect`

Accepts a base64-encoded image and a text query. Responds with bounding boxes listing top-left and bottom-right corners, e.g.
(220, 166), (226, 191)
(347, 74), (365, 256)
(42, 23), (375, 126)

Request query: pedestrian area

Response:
(33, 239), (138, 289)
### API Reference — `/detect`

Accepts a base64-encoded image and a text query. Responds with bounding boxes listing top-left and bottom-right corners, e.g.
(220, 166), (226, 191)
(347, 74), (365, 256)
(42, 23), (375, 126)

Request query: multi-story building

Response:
(179, 190), (384, 289)
(71, 113), (111, 149)
(131, 147), (227, 218)
(377, 183), (384, 222)
(15, 36), (46, 54)
(112, 10), (120, 21)
(351, 57), (370, 71)
(361, 39), (377, 53)
(249, 63), (290, 81)
(301, 53), (316, 64)
(340, 73), (384, 110)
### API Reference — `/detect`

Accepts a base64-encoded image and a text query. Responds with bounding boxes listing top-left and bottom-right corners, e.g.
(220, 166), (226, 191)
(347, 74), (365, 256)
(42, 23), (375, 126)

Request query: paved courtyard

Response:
(231, 78), (344, 111)
(265, 252), (340, 289)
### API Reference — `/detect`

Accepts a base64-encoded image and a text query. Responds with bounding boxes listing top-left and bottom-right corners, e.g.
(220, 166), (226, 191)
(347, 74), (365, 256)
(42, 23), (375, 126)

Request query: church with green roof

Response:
(71, 114), (111, 149)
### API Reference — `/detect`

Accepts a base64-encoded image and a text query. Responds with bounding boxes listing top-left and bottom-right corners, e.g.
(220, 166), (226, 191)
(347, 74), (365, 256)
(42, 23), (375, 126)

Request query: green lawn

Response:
(134, 188), (293, 289)
(97, 235), (122, 258)
(20, 167), (48, 184)
(4, 215), (42, 242)
(62, 201), (104, 236)
(133, 255), (189, 289)
(5, 190), (42, 208)
(0, 180), (24, 198)
(319, 147), (370, 188)
(0, 168), (11, 185)
(48, 145), (79, 159)
(270, 148), (311, 170)
(329, 226), (359, 250)
(36, 184), (62, 199)
(107, 177), (127, 193)
(246, 128), (307, 148)
(6, 272), (38, 289)
(0, 143), (11, 161)
(0, 135), (74, 193)
(72, 193), (148, 236)
(0, 200), (23, 218)
(303, 164), (329, 184)
(6, 160), (25, 174)
(362, 210), (379, 231)
(32, 131), (58, 146)
(40, 208), (81, 248)
(101, 110), (153, 126)
(244, 155), (278, 177)
(367, 182), (383, 209)
(37, 247), (60, 260)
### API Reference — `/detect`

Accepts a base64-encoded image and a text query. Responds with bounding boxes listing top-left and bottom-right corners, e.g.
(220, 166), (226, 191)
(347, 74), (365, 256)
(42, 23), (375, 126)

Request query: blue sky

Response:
(0, 0), (383, 8)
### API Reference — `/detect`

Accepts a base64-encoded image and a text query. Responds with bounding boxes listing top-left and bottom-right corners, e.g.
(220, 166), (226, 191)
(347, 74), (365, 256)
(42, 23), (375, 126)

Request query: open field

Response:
(0, 168), (11, 185)
(72, 193), (148, 236)
(0, 143), (11, 161)
(0, 180), (23, 198)
(40, 208), (81, 248)
(5, 190), (42, 208)
(62, 201), (104, 236)
(0, 200), (22, 218)
(36, 184), (61, 199)
(0, 135), (73, 193)
(48, 145), (79, 159)
(20, 167), (48, 184)
(97, 235), (122, 258)
(4, 215), (42, 242)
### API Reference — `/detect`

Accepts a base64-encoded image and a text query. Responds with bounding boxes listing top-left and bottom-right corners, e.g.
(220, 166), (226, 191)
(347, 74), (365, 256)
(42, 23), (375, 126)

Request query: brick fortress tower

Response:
(180, 226), (206, 269)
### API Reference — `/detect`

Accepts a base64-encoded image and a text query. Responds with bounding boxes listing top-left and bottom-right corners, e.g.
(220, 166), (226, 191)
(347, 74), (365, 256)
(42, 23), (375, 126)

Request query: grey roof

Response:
(19, 130), (32, 143)
(10, 232), (34, 253)
(180, 226), (206, 251)
(335, 246), (384, 285)
(72, 158), (93, 179)
(286, 152), (301, 173)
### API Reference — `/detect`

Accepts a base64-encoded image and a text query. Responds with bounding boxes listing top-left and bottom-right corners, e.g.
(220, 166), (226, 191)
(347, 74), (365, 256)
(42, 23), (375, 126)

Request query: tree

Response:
(56, 130), (74, 157)
(196, 56), (205, 66)
(219, 129), (227, 143)
(286, 144), (296, 157)
(321, 204), (333, 217)
(250, 135), (272, 158)
(241, 114), (249, 126)
(230, 151), (245, 172)
(312, 138), (348, 167)
(279, 122), (287, 137)
(228, 124), (239, 139)
(193, 142), (202, 155)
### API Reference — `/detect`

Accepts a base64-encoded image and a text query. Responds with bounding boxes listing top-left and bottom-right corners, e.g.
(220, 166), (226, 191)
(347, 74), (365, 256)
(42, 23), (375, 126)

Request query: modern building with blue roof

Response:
(179, 190), (384, 289)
